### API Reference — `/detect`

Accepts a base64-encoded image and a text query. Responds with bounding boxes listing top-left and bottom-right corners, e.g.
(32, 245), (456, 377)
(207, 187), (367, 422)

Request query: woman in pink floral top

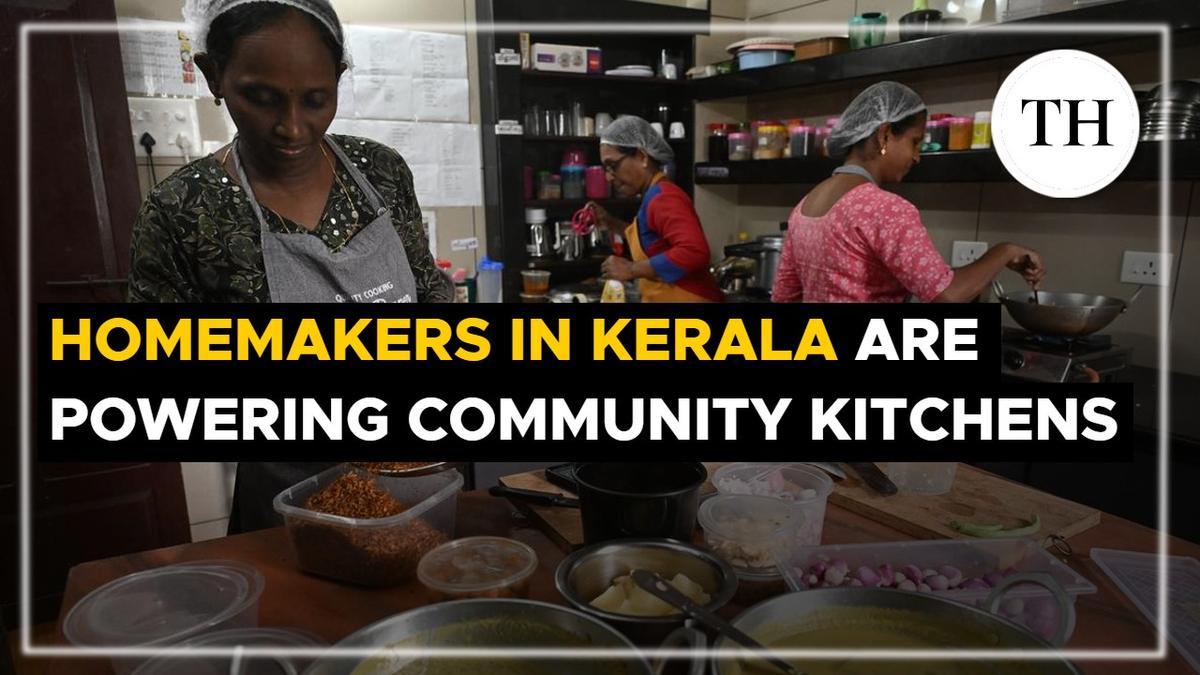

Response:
(774, 82), (1045, 303)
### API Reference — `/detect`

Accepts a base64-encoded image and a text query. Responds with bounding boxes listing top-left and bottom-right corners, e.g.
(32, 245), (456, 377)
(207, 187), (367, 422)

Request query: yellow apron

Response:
(624, 177), (713, 302)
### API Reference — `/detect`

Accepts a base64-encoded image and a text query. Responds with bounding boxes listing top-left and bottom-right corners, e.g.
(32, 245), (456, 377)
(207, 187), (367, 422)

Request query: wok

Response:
(992, 280), (1142, 338)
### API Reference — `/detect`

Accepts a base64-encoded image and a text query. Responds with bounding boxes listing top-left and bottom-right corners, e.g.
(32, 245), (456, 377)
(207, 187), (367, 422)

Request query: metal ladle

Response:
(630, 570), (803, 675)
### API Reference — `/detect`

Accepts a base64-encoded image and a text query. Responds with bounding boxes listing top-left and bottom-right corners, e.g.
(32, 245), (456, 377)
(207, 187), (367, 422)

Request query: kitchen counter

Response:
(37, 491), (1200, 674)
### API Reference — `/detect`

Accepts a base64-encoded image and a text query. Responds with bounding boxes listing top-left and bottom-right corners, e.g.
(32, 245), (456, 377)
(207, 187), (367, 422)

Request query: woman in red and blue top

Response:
(586, 116), (723, 303)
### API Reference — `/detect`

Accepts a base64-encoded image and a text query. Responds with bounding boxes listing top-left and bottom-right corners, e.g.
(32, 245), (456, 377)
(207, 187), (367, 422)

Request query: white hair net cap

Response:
(183, 0), (350, 66)
(827, 81), (926, 158)
(600, 116), (675, 163)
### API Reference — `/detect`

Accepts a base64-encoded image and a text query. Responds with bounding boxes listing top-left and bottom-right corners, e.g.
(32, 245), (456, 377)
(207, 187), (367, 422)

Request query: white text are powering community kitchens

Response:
(48, 396), (1118, 443)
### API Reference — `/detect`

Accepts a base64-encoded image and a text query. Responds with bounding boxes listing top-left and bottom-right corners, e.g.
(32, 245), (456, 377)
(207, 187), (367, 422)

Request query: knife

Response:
(844, 462), (898, 496)
(488, 485), (580, 508)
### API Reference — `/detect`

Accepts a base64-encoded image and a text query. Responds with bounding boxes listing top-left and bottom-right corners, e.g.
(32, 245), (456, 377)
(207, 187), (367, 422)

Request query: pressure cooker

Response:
(723, 234), (785, 293)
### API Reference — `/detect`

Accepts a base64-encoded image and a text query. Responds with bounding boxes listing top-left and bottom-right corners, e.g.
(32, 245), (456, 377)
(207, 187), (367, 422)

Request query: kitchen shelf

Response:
(523, 135), (690, 145)
(694, 140), (1200, 184)
(522, 71), (687, 87)
(524, 198), (640, 209)
(689, 0), (1200, 101)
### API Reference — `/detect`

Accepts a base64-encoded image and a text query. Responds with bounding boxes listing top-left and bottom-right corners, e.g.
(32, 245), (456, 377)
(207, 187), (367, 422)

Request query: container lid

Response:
(751, 119), (781, 128)
(536, 170), (550, 177)
(814, 126), (830, 135)
(561, 164), (586, 174)
(713, 462), (834, 502)
(950, 116), (975, 124)
(708, 123), (731, 133)
(131, 628), (324, 675)
(928, 119), (950, 127)
(758, 124), (787, 133)
(520, 269), (550, 277)
(525, 208), (547, 222)
(698, 494), (799, 544)
(417, 536), (538, 594)
(478, 256), (504, 271)
(789, 125), (813, 133)
(725, 36), (798, 54)
(974, 111), (992, 121)
(929, 112), (954, 120)
(63, 561), (264, 648)
(826, 117), (840, 126)
(728, 132), (752, 140)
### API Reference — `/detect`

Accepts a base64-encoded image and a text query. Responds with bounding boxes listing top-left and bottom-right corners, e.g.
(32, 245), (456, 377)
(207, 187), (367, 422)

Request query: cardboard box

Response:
(532, 43), (602, 74)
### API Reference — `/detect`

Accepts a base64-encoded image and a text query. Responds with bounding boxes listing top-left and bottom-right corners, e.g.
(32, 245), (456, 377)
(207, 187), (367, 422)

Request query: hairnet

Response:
(183, 0), (349, 65)
(826, 81), (926, 158)
(600, 116), (675, 163)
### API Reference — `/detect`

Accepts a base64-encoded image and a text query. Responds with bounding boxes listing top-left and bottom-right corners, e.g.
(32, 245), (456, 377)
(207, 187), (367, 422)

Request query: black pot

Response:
(899, 9), (944, 41)
(574, 462), (706, 544)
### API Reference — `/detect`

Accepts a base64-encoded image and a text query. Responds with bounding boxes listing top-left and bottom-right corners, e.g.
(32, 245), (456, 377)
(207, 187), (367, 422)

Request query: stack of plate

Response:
(605, 65), (654, 77)
(1140, 80), (1200, 141)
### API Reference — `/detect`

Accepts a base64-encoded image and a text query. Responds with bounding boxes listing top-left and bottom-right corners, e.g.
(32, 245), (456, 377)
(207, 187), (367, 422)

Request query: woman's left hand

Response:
(601, 255), (636, 281)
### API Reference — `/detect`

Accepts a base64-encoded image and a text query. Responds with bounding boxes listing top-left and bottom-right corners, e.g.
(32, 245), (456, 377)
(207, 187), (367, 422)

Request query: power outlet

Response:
(1120, 250), (1172, 286)
(951, 241), (989, 268)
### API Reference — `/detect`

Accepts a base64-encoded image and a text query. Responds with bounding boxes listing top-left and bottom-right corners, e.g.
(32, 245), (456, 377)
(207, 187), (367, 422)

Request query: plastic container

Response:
(971, 110), (992, 149)
(753, 124), (787, 160)
(788, 125), (814, 158)
(728, 132), (752, 161)
(561, 165), (585, 199)
(273, 464), (463, 586)
(585, 165), (609, 198)
(131, 627), (324, 675)
(737, 49), (791, 70)
(698, 494), (799, 577)
(779, 537), (1097, 644)
(948, 116), (974, 150)
(707, 123), (730, 163)
(849, 12), (888, 49)
(520, 269), (551, 295)
(926, 118), (950, 152)
(712, 462), (833, 546)
(418, 536), (538, 601)
(475, 256), (504, 303)
(537, 172), (562, 200)
(883, 462), (958, 495)
(63, 561), (264, 675)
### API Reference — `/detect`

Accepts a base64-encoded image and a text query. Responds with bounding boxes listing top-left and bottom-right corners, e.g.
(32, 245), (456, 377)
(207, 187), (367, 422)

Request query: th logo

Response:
(1020, 99), (1113, 146)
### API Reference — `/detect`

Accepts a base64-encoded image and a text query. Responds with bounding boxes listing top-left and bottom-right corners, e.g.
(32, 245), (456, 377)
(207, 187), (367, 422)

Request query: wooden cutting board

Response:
(498, 463), (1100, 551)
(829, 463), (1100, 545)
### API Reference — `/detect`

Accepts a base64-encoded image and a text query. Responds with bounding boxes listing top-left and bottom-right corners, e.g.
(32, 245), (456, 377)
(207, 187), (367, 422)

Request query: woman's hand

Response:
(1004, 245), (1046, 289)
(601, 255), (636, 281)
(585, 201), (624, 231)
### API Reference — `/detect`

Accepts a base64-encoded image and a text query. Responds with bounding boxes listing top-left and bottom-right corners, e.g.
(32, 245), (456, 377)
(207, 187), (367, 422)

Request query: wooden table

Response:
(34, 492), (1200, 674)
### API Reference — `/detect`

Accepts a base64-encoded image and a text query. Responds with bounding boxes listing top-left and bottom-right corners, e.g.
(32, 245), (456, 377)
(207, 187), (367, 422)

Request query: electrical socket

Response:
(1120, 250), (1172, 286)
(951, 241), (989, 268)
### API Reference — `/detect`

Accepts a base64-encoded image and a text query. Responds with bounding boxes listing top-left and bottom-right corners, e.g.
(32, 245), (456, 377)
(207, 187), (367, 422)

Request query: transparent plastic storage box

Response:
(779, 537), (1096, 643)
(274, 464), (462, 586)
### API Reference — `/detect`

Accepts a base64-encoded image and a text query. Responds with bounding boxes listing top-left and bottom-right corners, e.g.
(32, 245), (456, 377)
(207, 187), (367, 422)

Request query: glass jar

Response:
(926, 119), (950, 152)
(788, 125), (814, 158)
(561, 165), (585, 200)
(707, 123), (730, 163)
(728, 132), (753, 161)
(537, 172), (561, 200)
(971, 111), (992, 149)
(948, 116), (973, 150)
(754, 124), (787, 160)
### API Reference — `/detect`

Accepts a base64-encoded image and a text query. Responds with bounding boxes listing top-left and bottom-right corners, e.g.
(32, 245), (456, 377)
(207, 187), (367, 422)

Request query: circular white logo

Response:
(991, 50), (1139, 198)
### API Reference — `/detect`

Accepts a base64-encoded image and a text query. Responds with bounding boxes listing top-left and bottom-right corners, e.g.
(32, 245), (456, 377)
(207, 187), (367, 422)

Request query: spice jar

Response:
(788, 125), (814, 158)
(707, 123), (731, 163)
(754, 124), (787, 160)
(537, 172), (561, 200)
(561, 165), (585, 200)
(948, 116), (973, 150)
(925, 119), (950, 152)
(728, 131), (752, 161)
(814, 126), (831, 157)
(585, 165), (608, 198)
(971, 111), (992, 149)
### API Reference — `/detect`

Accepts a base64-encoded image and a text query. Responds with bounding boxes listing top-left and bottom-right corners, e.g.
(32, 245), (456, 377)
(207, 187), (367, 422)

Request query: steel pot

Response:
(304, 599), (703, 675)
(993, 280), (1142, 338)
(556, 538), (738, 645)
(724, 236), (783, 293)
(712, 578), (1081, 675)
(575, 462), (706, 544)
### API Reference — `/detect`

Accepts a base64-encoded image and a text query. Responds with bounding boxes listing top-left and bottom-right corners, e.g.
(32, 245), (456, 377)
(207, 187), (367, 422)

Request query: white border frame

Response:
(18, 19), (1171, 665)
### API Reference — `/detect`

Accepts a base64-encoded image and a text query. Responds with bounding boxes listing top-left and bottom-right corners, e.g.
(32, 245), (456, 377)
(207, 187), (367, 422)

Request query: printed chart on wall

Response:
(117, 19), (200, 97)
(330, 26), (483, 208)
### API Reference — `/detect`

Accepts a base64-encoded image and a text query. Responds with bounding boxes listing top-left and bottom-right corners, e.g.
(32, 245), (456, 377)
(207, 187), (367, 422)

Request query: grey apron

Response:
(233, 135), (418, 303)
(228, 136), (417, 533)
(832, 163), (878, 184)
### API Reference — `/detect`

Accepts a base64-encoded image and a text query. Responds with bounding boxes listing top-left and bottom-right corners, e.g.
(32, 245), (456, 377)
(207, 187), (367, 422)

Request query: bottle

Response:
(475, 257), (504, 303)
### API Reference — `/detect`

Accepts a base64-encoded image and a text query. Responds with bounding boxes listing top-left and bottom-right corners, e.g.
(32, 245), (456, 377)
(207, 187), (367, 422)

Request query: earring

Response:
(213, 97), (222, 107)
(880, 146), (887, 156)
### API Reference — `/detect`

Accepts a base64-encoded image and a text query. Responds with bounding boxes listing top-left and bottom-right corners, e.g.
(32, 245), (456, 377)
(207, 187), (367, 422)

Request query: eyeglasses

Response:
(602, 155), (631, 175)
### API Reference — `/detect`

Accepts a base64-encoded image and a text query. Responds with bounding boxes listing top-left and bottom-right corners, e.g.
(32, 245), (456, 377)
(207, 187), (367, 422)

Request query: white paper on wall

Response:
(413, 78), (470, 123)
(118, 19), (200, 98)
(409, 164), (440, 206)
(437, 165), (483, 207)
(351, 74), (415, 121)
(345, 26), (414, 76)
(409, 31), (468, 79)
